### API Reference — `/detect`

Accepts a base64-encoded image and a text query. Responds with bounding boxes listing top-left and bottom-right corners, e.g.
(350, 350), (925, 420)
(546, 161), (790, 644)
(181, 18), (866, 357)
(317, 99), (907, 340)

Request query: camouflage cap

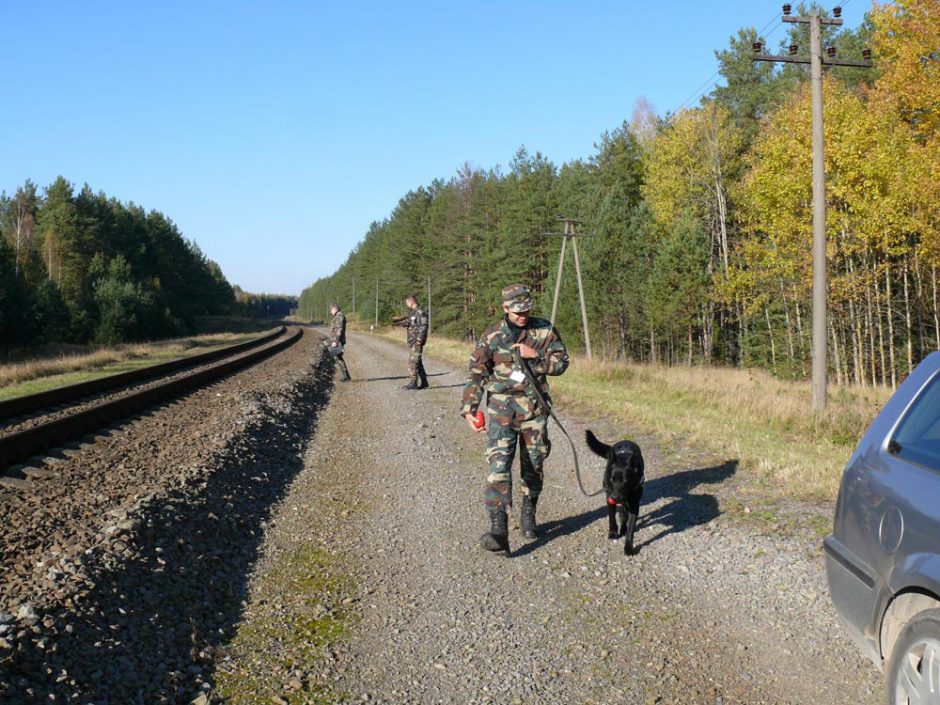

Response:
(502, 283), (532, 313)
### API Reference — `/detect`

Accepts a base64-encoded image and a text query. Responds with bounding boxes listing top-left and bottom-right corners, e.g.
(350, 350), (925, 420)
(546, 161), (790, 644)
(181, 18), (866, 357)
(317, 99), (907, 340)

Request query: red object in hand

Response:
(472, 410), (486, 429)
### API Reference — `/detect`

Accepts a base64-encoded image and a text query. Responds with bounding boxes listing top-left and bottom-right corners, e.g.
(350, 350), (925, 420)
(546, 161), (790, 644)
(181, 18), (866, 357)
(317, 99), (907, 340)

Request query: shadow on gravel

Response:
(2, 358), (337, 703)
(510, 460), (737, 559)
(510, 506), (607, 558)
(632, 460), (738, 552)
(356, 372), (449, 383)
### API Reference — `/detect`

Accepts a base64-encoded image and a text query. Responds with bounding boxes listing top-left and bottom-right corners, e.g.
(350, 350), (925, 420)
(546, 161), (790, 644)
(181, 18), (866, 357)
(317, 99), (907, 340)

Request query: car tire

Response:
(886, 608), (940, 705)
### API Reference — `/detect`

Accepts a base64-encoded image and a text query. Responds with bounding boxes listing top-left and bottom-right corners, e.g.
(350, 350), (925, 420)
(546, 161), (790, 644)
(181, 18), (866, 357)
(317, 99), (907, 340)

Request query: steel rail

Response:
(0, 326), (287, 422)
(0, 328), (304, 470)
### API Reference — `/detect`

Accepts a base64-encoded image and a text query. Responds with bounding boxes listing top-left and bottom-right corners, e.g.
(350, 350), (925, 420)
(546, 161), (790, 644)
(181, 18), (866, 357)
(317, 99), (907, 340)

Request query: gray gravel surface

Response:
(219, 332), (884, 705)
(0, 326), (330, 704)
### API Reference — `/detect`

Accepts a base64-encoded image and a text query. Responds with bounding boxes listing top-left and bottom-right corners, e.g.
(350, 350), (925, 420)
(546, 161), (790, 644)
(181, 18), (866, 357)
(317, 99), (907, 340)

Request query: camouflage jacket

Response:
(398, 306), (429, 347)
(460, 316), (569, 416)
(330, 311), (347, 346)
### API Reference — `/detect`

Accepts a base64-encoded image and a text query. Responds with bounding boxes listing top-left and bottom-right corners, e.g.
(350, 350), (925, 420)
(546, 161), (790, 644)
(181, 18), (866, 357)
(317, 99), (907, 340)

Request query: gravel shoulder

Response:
(218, 332), (883, 705)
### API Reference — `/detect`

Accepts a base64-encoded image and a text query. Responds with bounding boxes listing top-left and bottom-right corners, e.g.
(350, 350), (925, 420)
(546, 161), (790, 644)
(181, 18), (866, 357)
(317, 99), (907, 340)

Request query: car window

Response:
(892, 371), (940, 471)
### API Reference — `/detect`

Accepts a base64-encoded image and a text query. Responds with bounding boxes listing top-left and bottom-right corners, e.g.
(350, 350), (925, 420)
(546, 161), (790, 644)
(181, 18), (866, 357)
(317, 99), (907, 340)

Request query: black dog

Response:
(586, 430), (645, 555)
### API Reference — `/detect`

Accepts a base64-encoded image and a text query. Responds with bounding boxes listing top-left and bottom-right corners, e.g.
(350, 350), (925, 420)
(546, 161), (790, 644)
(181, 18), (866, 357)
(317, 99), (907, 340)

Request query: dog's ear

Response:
(585, 430), (611, 459)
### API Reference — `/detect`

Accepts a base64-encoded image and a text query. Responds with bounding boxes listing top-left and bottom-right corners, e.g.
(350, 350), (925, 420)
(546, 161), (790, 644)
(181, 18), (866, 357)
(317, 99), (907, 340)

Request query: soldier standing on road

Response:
(461, 284), (569, 553)
(328, 302), (351, 382)
(394, 294), (429, 390)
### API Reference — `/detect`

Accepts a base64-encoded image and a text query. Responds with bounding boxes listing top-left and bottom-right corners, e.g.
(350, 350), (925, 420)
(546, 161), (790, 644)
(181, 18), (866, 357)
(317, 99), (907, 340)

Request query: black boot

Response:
(480, 507), (509, 553)
(402, 379), (418, 390)
(417, 368), (429, 389)
(520, 495), (538, 540)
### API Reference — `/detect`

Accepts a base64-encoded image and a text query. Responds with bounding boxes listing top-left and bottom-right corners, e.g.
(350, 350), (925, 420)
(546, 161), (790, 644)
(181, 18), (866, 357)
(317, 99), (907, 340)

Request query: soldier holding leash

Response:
(393, 294), (429, 390)
(461, 284), (569, 553)
(328, 302), (351, 382)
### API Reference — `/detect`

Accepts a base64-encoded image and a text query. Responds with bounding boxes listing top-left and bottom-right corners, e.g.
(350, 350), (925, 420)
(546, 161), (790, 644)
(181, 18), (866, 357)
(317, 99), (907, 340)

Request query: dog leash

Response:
(513, 350), (604, 498)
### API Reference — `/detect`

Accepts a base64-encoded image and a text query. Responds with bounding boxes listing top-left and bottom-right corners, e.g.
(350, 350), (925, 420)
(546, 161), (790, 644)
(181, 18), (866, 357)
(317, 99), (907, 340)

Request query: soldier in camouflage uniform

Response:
(394, 294), (429, 390)
(461, 283), (569, 553)
(328, 303), (351, 382)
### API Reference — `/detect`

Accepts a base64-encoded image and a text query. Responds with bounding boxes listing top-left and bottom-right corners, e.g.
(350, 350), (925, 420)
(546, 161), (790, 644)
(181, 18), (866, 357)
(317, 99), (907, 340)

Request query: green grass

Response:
(215, 546), (355, 704)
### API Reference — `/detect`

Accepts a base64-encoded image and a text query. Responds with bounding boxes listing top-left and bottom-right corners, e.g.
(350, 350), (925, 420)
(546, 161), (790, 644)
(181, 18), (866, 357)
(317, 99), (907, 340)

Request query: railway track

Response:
(0, 326), (305, 477)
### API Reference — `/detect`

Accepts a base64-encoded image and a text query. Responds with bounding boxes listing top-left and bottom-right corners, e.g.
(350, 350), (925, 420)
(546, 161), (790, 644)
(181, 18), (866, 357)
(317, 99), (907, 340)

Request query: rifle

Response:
(512, 348), (602, 498)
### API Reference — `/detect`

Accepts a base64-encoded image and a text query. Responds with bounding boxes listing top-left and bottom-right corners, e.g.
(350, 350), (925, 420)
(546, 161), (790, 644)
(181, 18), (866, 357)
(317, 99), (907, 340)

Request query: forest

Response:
(298, 0), (938, 387)
(0, 178), (236, 355)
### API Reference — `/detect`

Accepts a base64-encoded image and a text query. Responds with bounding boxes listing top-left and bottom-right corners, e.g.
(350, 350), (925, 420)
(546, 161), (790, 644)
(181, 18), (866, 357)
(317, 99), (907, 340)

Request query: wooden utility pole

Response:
(753, 4), (872, 411)
(374, 279), (379, 329)
(544, 217), (592, 359)
(352, 276), (356, 313)
(427, 276), (432, 336)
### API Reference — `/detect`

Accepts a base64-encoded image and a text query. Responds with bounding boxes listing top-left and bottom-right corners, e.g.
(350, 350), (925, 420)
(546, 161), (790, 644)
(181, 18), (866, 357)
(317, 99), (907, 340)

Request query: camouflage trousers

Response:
(483, 392), (551, 509)
(334, 353), (350, 378)
(408, 344), (426, 382)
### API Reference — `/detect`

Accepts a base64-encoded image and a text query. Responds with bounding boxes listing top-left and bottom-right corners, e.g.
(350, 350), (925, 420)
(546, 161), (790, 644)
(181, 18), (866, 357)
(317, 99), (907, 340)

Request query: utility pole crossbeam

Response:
(751, 5), (872, 413)
(543, 217), (593, 359)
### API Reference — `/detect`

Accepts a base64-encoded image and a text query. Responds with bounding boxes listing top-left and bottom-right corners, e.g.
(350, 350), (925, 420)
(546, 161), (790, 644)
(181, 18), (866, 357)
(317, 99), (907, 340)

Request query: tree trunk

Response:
(933, 266), (940, 351)
(779, 279), (795, 362)
(765, 307), (777, 374)
(874, 269), (888, 386)
(830, 311), (844, 386)
(715, 177), (730, 274)
(886, 261), (897, 389)
(848, 296), (863, 386)
(847, 257), (864, 385)
(913, 249), (926, 361)
(903, 260), (914, 374)
(795, 299), (806, 357)
(702, 301), (714, 363)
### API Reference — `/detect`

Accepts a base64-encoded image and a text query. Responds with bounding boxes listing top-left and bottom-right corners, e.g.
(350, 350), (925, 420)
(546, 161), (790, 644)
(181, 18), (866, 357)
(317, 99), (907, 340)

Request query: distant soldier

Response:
(328, 302), (351, 382)
(393, 294), (429, 390)
(461, 283), (569, 553)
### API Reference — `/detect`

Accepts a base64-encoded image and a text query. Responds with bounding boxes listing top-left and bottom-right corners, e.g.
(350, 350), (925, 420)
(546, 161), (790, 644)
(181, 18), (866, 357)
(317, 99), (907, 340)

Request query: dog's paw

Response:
(608, 531), (619, 540)
(624, 543), (638, 556)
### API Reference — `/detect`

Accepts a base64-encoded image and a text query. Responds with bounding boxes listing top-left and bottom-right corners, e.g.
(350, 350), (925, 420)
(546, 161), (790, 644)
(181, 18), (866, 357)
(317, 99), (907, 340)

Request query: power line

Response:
(668, 10), (784, 120)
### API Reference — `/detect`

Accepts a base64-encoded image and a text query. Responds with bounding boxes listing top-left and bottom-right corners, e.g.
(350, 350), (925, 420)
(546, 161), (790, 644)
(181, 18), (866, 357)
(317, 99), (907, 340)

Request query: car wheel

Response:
(887, 608), (940, 705)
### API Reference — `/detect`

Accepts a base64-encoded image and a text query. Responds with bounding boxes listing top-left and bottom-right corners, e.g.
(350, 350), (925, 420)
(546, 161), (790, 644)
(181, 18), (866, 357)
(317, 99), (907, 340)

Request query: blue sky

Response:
(1, 1), (870, 295)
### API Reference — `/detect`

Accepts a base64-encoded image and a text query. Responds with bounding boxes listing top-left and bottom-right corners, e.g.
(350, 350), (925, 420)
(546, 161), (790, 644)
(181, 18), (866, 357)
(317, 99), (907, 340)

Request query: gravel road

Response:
(219, 332), (884, 705)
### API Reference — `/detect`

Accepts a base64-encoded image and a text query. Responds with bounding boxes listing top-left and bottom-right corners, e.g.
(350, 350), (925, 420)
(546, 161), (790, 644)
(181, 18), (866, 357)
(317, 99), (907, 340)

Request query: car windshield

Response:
(892, 371), (940, 472)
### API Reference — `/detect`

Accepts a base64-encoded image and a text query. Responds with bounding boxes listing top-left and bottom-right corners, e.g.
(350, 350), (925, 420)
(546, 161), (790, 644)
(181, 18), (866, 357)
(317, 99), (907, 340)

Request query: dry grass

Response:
(371, 327), (892, 501)
(0, 330), (273, 398)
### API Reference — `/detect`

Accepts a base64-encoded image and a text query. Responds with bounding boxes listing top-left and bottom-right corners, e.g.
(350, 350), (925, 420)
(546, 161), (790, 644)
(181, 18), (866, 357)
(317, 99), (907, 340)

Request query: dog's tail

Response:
(585, 429), (611, 458)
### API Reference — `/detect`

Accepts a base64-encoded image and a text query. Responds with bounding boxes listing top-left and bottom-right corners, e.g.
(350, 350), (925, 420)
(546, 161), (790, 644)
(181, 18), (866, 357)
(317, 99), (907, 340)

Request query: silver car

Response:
(826, 351), (940, 704)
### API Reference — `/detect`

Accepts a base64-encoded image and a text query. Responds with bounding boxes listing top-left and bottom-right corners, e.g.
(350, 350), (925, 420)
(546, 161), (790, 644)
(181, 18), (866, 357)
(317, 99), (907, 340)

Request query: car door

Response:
(879, 366), (940, 597)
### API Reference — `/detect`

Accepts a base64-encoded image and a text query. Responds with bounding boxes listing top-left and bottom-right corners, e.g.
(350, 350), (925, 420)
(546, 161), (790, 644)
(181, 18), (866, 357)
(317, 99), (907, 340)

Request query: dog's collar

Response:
(607, 497), (622, 507)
